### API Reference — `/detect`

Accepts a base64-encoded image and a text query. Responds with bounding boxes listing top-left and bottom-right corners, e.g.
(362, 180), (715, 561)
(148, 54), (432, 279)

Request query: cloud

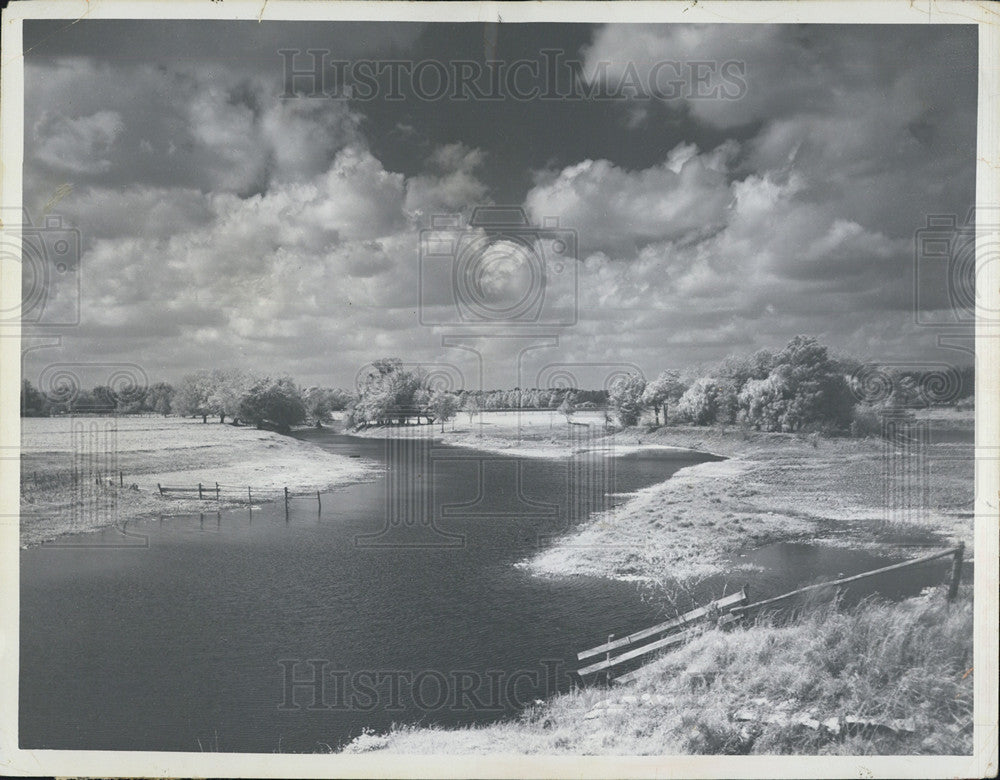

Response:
(20, 24), (977, 385)
(25, 58), (362, 199)
(33, 109), (124, 175)
(525, 142), (735, 259)
(404, 143), (490, 218)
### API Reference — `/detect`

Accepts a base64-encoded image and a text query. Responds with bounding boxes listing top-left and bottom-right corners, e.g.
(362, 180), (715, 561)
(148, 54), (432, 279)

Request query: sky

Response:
(19, 21), (978, 391)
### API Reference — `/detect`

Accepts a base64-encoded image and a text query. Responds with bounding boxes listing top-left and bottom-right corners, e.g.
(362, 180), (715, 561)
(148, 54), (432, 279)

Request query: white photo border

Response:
(0, 2), (996, 777)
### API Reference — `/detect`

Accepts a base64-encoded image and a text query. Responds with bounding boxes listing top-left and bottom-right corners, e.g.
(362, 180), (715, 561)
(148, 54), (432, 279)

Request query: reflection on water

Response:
(19, 433), (957, 753)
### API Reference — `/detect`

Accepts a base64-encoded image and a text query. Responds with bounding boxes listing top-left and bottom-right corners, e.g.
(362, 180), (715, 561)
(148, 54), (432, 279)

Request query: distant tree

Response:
(462, 394), (481, 424)
(608, 373), (647, 427)
(20, 379), (48, 416)
(737, 372), (789, 431)
(144, 382), (175, 415)
(557, 396), (575, 426)
(677, 377), (736, 426)
(718, 349), (775, 391)
(354, 358), (423, 426)
(206, 368), (256, 424)
(735, 336), (853, 432)
(304, 386), (331, 427)
(237, 377), (306, 434)
(428, 390), (459, 432)
(175, 372), (214, 423)
(90, 386), (117, 414)
(112, 383), (147, 414)
(641, 371), (686, 425)
(326, 388), (354, 411)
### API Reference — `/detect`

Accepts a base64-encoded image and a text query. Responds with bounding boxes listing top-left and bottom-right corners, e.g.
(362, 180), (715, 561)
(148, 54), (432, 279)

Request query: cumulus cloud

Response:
(526, 142), (735, 258)
(404, 143), (490, 218)
(20, 23), (977, 385)
(33, 109), (124, 175)
(25, 58), (361, 199)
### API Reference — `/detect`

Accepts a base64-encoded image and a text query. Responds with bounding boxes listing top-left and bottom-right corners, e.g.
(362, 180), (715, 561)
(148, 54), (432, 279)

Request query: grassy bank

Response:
(19, 415), (374, 546)
(351, 410), (974, 583)
(356, 585), (973, 755)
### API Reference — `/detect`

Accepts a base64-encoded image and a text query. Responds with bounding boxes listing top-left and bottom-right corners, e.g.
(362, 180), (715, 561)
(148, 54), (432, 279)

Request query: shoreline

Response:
(19, 416), (377, 548)
(352, 416), (974, 584)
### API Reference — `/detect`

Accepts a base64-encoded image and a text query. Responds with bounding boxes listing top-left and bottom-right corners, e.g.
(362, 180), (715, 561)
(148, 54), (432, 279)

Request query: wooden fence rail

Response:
(578, 589), (749, 662)
(157, 482), (325, 515)
(730, 544), (965, 615)
(577, 545), (966, 685)
(576, 588), (749, 679)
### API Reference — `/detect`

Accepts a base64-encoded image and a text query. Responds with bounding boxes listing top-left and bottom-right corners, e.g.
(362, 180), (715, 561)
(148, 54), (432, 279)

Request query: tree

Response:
(412, 387), (432, 425)
(608, 373), (647, 427)
(674, 377), (738, 426)
(304, 386), (333, 427)
(770, 335), (853, 431)
(462, 394), (481, 424)
(718, 349), (774, 391)
(354, 358), (423, 426)
(237, 377), (306, 434)
(21, 379), (48, 416)
(734, 336), (854, 432)
(175, 371), (214, 423)
(641, 371), (686, 425)
(90, 386), (117, 414)
(557, 395), (575, 426)
(112, 383), (147, 414)
(144, 382), (175, 415)
(205, 368), (256, 425)
(326, 388), (354, 411)
(428, 390), (459, 432)
(737, 372), (789, 431)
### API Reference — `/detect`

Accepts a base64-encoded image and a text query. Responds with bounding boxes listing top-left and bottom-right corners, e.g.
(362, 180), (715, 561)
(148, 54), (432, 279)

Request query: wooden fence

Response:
(576, 544), (966, 685)
(156, 482), (324, 516)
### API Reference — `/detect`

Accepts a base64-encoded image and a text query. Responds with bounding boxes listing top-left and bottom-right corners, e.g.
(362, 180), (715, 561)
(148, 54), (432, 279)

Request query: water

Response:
(18, 433), (957, 753)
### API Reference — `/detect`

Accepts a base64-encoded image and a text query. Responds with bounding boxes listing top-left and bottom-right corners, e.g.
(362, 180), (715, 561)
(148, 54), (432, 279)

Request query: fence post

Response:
(284, 486), (289, 519)
(198, 483), (203, 500)
(120, 471), (124, 487)
(248, 486), (252, 504)
(157, 483), (163, 495)
(948, 542), (965, 602)
(216, 482), (220, 501)
(317, 490), (321, 511)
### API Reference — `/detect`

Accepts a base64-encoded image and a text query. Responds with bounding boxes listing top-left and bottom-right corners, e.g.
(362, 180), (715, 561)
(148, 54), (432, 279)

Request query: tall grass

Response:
(611, 585), (974, 755)
(373, 586), (973, 755)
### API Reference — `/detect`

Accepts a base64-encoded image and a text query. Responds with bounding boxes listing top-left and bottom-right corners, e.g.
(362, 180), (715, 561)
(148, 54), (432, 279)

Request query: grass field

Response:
(19, 415), (373, 546)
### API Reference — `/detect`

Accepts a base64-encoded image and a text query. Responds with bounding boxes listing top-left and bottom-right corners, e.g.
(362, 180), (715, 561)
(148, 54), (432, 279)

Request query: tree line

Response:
(21, 336), (974, 437)
(608, 335), (973, 434)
